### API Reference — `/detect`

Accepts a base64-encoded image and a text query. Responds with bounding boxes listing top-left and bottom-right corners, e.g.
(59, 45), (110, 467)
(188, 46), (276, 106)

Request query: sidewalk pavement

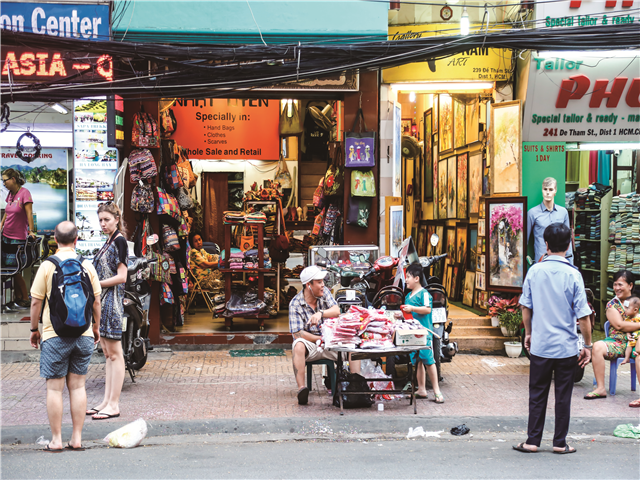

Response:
(2, 351), (639, 442)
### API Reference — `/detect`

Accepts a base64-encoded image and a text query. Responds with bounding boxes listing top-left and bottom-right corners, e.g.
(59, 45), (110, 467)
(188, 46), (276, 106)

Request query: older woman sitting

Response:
(585, 270), (640, 407)
(188, 233), (221, 291)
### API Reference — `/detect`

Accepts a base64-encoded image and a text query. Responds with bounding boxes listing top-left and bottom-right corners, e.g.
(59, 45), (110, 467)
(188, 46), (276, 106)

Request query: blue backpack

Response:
(42, 255), (95, 338)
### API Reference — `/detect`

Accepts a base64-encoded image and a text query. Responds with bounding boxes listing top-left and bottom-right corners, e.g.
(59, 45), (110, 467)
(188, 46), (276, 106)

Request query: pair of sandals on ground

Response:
(584, 391), (640, 408)
(43, 444), (86, 453)
(85, 407), (120, 420)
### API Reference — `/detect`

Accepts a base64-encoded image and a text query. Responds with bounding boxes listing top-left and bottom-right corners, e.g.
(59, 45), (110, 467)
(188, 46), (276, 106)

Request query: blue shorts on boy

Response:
(407, 287), (435, 366)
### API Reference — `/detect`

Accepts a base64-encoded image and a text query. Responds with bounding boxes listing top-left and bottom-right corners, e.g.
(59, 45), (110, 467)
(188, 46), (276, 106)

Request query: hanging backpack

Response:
(128, 149), (157, 183)
(131, 182), (155, 213)
(160, 107), (177, 138)
(162, 225), (180, 252)
(131, 107), (160, 148)
(176, 187), (194, 210)
(41, 255), (95, 338)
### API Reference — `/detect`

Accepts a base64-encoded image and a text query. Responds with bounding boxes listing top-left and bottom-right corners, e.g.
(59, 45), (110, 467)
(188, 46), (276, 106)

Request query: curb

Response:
(2, 416), (636, 445)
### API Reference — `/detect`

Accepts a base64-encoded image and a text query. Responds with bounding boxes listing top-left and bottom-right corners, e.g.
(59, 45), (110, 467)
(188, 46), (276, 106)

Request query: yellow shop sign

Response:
(383, 24), (512, 83)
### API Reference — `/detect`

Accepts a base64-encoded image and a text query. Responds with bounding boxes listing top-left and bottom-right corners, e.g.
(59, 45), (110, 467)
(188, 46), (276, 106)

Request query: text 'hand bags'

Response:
(345, 108), (375, 168)
(351, 170), (376, 197)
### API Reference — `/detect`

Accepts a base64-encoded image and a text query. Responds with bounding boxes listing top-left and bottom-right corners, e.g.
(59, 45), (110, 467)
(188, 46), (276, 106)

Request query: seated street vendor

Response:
(188, 233), (221, 291)
(289, 266), (360, 405)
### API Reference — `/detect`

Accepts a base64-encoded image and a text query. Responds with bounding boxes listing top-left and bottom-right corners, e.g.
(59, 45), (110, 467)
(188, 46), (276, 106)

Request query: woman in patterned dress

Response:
(586, 270), (640, 403)
(87, 203), (128, 420)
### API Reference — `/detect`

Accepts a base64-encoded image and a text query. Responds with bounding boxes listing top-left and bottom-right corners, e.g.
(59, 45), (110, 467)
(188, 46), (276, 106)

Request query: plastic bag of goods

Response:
(104, 418), (148, 448)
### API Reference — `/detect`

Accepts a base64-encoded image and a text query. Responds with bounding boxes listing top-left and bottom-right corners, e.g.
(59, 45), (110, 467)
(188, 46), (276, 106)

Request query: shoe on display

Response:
(8, 301), (29, 310)
(15, 299), (31, 308)
(2, 305), (18, 314)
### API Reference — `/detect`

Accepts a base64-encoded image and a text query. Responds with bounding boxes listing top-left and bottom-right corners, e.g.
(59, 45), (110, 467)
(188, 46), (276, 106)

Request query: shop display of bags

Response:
(160, 107), (177, 138)
(279, 100), (302, 135)
(345, 108), (376, 168)
(132, 108), (160, 148)
(177, 147), (198, 188)
(128, 149), (157, 183)
(156, 187), (182, 220)
(131, 182), (155, 213)
(274, 157), (292, 189)
(351, 170), (376, 197)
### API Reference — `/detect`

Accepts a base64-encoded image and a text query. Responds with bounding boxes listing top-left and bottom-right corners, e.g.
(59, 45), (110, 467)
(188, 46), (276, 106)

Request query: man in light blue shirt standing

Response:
(526, 177), (572, 264)
(514, 223), (592, 455)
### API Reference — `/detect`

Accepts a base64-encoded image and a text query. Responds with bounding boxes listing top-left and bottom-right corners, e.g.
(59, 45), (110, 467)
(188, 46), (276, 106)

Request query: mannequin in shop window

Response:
(188, 233), (222, 291)
(526, 177), (572, 264)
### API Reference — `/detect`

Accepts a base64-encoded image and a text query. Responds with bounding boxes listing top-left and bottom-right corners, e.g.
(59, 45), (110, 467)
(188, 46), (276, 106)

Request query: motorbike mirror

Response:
(316, 247), (328, 259)
(430, 233), (439, 247)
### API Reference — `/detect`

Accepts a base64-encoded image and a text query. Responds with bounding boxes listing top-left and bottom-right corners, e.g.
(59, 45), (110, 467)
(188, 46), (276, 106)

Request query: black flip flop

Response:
(43, 444), (64, 453)
(513, 442), (537, 453)
(92, 412), (120, 420)
(86, 408), (100, 416)
(297, 387), (309, 405)
(584, 392), (607, 400)
(65, 444), (85, 451)
(553, 445), (576, 454)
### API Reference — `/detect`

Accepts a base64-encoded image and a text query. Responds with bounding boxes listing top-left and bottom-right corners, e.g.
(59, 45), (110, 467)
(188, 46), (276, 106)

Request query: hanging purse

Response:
(312, 207), (326, 236)
(274, 156), (292, 189)
(323, 142), (344, 197)
(239, 225), (255, 253)
(351, 170), (377, 197)
(161, 282), (175, 304)
(279, 100), (302, 135)
(131, 181), (155, 213)
(313, 177), (325, 208)
(345, 108), (376, 168)
(176, 187), (194, 210)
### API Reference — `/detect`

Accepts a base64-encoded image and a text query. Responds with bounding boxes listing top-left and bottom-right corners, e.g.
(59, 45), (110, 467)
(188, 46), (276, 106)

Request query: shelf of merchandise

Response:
(221, 201), (281, 331)
(573, 191), (612, 330)
(606, 197), (640, 304)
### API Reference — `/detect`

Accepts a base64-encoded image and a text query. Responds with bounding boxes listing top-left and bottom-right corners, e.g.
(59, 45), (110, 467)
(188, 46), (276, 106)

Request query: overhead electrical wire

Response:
(1, 24), (638, 102)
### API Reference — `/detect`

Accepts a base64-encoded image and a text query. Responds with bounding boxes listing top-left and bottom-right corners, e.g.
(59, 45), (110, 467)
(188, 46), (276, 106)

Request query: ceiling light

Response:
(391, 82), (494, 92)
(49, 103), (68, 115)
(460, 7), (470, 36)
(409, 92), (416, 102)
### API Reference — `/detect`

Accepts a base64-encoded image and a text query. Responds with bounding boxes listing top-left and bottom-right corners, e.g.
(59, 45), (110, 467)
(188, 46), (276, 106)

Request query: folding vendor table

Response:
(326, 345), (428, 415)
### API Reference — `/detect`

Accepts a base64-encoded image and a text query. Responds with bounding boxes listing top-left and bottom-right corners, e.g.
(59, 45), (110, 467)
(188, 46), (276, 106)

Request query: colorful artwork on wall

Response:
(491, 100), (521, 195)
(446, 155), (456, 219)
(423, 109), (433, 202)
(466, 99), (480, 144)
(454, 97), (466, 149)
(456, 223), (468, 266)
(457, 152), (468, 219)
(438, 157), (447, 219)
(469, 151), (482, 216)
(439, 94), (453, 154)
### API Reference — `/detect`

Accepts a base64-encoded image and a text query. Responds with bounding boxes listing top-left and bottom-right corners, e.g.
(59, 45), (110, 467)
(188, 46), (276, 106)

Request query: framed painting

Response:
(401, 118), (413, 135)
(393, 102), (402, 197)
(490, 100), (522, 195)
(413, 200), (422, 227)
(437, 157), (447, 219)
(446, 155), (456, 219)
(485, 196), (528, 293)
(477, 254), (485, 272)
(445, 264), (454, 298)
(463, 271), (476, 307)
(475, 271), (486, 291)
(417, 223), (428, 256)
(457, 152), (468, 219)
(439, 94), (453, 154)
(451, 264), (461, 300)
(466, 99), (480, 144)
(469, 151), (482, 216)
(432, 95), (439, 134)
(478, 218), (485, 236)
(423, 109), (433, 202)
(469, 225), (478, 271)
(481, 237), (486, 254)
(434, 223), (446, 281)
(453, 97), (466, 149)
(482, 154), (490, 196)
(455, 223), (468, 267)
(477, 290), (489, 310)
(446, 226), (456, 262)
(479, 197), (486, 218)
(389, 205), (404, 258)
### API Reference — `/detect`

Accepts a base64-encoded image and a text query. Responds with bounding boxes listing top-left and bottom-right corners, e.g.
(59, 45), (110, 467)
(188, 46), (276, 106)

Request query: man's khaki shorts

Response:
(292, 338), (337, 362)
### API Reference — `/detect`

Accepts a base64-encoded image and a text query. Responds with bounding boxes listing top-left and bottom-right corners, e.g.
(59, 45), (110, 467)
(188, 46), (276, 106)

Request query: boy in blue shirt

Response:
(400, 263), (444, 403)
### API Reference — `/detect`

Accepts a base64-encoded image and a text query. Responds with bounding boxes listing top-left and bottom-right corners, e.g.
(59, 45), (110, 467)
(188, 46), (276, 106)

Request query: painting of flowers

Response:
(454, 98), (466, 149)
(446, 156), (456, 219)
(486, 197), (528, 292)
(491, 100), (521, 195)
(438, 158), (447, 219)
(469, 152), (482, 215)
(439, 94), (453, 154)
(457, 152), (468, 219)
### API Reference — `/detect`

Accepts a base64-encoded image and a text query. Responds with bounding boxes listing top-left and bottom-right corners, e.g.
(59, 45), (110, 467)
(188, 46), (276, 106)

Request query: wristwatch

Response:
(583, 344), (593, 350)
(30, 328), (38, 332)
(319, 310), (324, 319)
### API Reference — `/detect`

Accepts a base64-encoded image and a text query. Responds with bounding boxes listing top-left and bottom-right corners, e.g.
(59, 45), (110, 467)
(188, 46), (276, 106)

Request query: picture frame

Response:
(477, 254), (485, 272)
(475, 271), (486, 291)
(463, 271), (476, 307)
(432, 144), (439, 219)
(421, 222), (432, 257)
(451, 263), (461, 300)
(481, 237), (486, 254)
(469, 225), (478, 271)
(423, 109), (433, 202)
(437, 157), (447, 219)
(469, 151), (482, 216)
(446, 155), (457, 219)
(478, 218), (485, 236)
(401, 118), (414, 135)
(392, 102), (402, 198)
(432, 95), (439, 134)
(413, 200), (421, 226)
(479, 197), (486, 218)
(466, 99), (480, 145)
(439, 94), (453, 154)
(389, 205), (404, 258)
(490, 100), (522, 195)
(446, 226), (456, 263)
(457, 152), (468, 219)
(482, 154), (490, 196)
(485, 196), (528, 293)
(453, 97), (466, 149)
(476, 290), (489, 310)
(444, 264), (453, 298)
(455, 223), (468, 267)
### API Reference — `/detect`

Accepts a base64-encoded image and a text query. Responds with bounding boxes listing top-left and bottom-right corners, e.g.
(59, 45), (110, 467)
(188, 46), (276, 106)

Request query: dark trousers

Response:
(526, 354), (577, 448)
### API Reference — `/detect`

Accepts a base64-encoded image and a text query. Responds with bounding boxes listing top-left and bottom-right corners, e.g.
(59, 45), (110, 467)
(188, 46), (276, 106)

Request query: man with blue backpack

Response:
(29, 221), (102, 452)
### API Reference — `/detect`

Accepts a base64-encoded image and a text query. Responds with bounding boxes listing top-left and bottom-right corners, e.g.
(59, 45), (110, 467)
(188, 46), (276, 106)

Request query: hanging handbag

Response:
(279, 100), (303, 135)
(274, 156), (292, 189)
(132, 107), (160, 148)
(323, 142), (344, 197)
(161, 282), (174, 304)
(346, 197), (372, 228)
(312, 207), (326, 236)
(345, 108), (376, 168)
(323, 204), (341, 235)
(156, 187), (181, 220)
(162, 224), (180, 252)
(131, 181), (155, 213)
(351, 170), (377, 197)
(177, 148), (198, 188)
(269, 199), (290, 263)
(313, 177), (325, 208)
(160, 107), (177, 138)
(176, 186), (194, 210)
(239, 225), (255, 253)
(128, 148), (158, 182)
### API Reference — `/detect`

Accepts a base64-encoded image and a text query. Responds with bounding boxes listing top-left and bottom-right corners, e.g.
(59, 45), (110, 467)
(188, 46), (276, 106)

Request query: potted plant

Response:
(486, 296), (502, 327)
(488, 296), (521, 335)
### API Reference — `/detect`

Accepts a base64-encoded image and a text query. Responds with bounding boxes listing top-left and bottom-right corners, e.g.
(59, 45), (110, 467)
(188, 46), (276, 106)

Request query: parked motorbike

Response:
(121, 255), (156, 382)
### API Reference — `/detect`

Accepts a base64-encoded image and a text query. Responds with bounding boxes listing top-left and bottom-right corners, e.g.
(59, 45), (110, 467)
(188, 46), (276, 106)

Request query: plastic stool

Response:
(306, 359), (336, 393)
(593, 357), (637, 395)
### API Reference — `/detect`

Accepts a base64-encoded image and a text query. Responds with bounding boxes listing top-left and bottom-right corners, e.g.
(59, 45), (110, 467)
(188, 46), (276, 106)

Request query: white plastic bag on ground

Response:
(104, 418), (148, 448)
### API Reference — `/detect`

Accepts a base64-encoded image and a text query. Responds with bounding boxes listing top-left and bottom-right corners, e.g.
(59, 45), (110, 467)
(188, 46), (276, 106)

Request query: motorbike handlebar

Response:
(419, 253), (448, 269)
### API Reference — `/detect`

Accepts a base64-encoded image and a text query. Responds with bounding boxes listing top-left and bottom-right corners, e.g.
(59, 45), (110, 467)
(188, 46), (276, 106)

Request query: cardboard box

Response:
(395, 329), (429, 346)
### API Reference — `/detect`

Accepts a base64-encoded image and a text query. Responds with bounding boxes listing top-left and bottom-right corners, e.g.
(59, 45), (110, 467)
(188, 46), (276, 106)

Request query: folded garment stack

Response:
(223, 211), (245, 224)
(245, 212), (267, 223)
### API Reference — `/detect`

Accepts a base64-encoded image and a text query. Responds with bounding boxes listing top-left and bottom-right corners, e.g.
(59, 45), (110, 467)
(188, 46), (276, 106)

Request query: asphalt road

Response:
(2, 432), (639, 479)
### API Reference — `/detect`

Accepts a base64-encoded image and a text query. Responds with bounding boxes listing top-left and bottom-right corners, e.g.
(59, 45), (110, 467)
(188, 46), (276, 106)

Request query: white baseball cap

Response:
(300, 265), (328, 285)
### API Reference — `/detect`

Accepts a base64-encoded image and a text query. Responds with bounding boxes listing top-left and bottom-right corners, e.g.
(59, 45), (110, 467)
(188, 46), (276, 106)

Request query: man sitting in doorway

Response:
(289, 265), (359, 405)
(188, 233), (221, 291)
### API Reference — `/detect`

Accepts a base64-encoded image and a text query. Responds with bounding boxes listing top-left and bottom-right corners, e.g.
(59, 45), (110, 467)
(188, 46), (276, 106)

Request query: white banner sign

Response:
(536, 0), (639, 28)
(522, 51), (640, 142)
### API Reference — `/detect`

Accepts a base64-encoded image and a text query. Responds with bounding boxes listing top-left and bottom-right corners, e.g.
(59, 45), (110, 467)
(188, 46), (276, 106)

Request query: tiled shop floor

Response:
(2, 353), (637, 426)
